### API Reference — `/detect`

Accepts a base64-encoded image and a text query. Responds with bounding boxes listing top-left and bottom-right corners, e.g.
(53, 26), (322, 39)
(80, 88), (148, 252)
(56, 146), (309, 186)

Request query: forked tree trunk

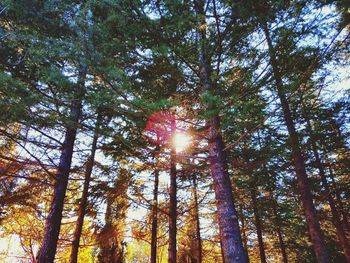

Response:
(194, 1), (248, 262)
(37, 66), (87, 263)
(262, 22), (329, 263)
(168, 118), (177, 263)
(69, 114), (101, 263)
(151, 146), (160, 263)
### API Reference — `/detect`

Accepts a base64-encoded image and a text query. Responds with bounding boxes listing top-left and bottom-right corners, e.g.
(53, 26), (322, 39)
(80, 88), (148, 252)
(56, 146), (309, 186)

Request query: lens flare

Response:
(173, 132), (191, 152)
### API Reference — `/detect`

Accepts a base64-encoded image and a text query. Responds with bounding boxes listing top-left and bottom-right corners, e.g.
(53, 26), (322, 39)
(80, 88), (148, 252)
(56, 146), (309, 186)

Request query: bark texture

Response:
(194, 1), (248, 262)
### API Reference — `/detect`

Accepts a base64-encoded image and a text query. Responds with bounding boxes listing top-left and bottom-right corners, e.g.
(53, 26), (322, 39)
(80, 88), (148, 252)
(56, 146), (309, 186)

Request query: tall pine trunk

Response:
(151, 146), (160, 263)
(258, 132), (288, 263)
(262, 23), (330, 263)
(37, 66), (86, 263)
(243, 144), (266, 263)
(69, 114), (101, 263)
(250, 189), (267, 263)
(194, 1), (248, 262)
(272, 200), (288, 263)
(239, 204), (249, 260)
(303, 112), (350, 262)
(192, 174), (203, 263)
(168, 117), (177, 263)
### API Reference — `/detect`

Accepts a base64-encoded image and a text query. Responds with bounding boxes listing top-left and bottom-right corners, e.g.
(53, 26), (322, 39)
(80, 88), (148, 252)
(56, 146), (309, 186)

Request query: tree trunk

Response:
(151, 146), (160, 263)
(168, 117), (177, 263)
(192, 174), (203, 263)
(69, 114), (101, 263)
(303, 113), (350, 262)
(323, 123), (350, 236)
(271, 195), (288, 263)
(194, 2), (248, 262)
(37, 66), (86, 263)
(262, 22), (329, 263)
(276, 216), (288, 263)
(258, 132), (288, 263)
(98, 194), (123, 263)
(250, 189), (267, 263)
(243, 144), (266, 263)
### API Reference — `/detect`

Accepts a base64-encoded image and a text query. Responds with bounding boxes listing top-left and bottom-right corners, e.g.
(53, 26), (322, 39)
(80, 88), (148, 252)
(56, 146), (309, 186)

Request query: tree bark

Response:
(168, 117), (177, 263)
(69, 114), (101, 263)
(194, 1), (248, 262)
(151, 146), (160, 263)
(37, 66), (86, 263)
(262, 22), (330, 263)
(206, 119), (247, 263)
(303, 112), (350, 262)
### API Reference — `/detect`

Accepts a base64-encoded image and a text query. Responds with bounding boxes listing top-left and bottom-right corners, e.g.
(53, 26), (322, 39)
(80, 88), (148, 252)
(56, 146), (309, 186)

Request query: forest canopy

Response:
(0, 0), (349, 262)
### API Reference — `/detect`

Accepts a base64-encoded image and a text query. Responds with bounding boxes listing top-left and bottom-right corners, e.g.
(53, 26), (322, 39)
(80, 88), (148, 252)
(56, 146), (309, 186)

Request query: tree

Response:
(69, 113), (101, 263)
(194, 1), (248, 261)
(97, 169), (130, 263)
(0, 0), (349, 262)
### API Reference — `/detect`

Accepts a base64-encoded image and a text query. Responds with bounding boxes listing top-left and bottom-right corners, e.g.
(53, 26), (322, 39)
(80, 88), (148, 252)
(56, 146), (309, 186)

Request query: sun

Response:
(173, 132), (191, 152)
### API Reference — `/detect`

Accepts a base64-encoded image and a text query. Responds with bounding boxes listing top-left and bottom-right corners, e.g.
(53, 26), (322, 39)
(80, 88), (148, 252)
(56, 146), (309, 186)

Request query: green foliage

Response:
(0, 0), (349, 262)
(0, 72), (37, 124)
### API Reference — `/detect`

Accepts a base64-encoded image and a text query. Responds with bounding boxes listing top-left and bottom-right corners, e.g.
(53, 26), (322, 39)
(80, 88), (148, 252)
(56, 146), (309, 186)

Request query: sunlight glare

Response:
(173, 132), (191, 152)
